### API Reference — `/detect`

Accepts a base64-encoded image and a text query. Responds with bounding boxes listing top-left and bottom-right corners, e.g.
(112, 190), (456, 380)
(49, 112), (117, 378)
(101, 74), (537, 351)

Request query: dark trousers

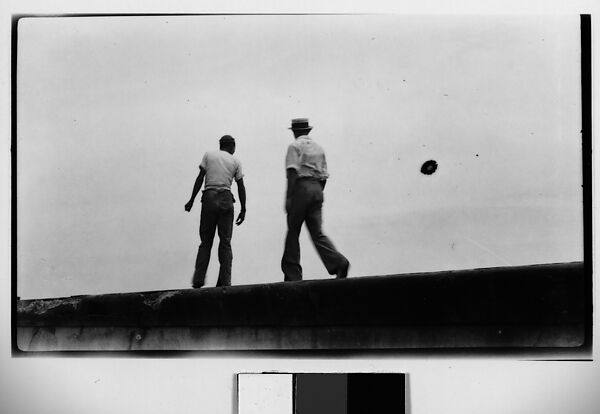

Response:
(281, 179), (348, 281)
(192, 189), (234, 287)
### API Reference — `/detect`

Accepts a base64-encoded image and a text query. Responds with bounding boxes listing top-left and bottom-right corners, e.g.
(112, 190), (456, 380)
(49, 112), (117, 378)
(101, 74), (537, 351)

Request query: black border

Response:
(11, 15), (19, 354)
(11, 13), (593, 357)
(580, 14), (593, 351)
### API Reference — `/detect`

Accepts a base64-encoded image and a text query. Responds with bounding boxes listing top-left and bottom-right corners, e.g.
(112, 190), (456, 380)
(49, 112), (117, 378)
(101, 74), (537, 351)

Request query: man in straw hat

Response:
(185, 135), (246, 288)
(281, 118), (350, 281)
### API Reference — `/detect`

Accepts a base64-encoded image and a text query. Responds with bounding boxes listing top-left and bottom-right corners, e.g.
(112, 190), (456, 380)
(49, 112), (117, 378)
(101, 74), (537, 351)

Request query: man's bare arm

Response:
(185, 168), (206, 212)
(235, 178), (246, 225)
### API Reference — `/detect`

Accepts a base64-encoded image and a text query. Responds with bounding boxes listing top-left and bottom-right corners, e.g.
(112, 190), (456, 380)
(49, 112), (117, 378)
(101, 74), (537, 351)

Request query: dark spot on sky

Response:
(443, 94), (448, 97)
(421, 160), (438, 175)
(475, 154), (479, 157)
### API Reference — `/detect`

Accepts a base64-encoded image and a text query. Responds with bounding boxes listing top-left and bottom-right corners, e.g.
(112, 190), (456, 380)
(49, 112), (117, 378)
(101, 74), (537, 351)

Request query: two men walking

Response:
(185, 119), (349, 287)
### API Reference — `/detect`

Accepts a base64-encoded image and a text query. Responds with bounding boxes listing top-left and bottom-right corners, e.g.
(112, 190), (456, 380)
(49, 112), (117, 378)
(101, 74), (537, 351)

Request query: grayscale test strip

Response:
(238, 373), (406, 414)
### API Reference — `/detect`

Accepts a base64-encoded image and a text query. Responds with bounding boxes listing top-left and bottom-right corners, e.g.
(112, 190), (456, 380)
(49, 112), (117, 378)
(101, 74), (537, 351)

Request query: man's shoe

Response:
(336, 260), (350, 279)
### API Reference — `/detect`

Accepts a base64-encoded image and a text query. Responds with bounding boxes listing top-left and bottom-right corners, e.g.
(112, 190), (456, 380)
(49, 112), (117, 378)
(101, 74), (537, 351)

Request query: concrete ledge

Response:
(16, 262), (587, 351)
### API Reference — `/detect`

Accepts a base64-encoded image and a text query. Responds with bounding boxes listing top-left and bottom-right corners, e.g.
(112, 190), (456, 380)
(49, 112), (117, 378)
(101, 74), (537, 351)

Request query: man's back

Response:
(201, 150), (243, 191)
(286, 135), (329, 180)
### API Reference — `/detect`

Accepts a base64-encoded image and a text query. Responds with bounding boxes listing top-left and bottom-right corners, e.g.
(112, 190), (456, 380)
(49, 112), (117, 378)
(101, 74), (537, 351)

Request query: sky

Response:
(17, 14), (583, 299)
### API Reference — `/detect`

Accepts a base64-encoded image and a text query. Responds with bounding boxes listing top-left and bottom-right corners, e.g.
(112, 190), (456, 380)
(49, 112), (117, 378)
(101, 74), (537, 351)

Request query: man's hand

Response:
(186, 170), (205, 212)
(236, 210), (246, 225)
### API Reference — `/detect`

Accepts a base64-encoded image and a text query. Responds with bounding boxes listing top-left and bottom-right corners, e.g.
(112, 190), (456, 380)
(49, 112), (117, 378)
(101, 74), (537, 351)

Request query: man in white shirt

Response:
(281, 118), (350, 281)
(185, 135), (246, 288)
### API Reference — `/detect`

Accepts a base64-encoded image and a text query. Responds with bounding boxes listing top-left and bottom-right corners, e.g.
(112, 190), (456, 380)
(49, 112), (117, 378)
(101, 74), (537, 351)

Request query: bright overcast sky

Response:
(17, 14), (582, 299)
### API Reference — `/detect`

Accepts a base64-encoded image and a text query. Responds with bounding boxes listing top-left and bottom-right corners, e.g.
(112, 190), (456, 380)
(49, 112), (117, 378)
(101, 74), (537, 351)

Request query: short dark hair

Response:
(219, 135), (235, 144)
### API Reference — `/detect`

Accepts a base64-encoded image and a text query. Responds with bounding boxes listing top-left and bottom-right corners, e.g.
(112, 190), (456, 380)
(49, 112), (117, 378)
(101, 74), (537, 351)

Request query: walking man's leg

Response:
(281, 194), (307, 281)
(305, 189), (350, 278)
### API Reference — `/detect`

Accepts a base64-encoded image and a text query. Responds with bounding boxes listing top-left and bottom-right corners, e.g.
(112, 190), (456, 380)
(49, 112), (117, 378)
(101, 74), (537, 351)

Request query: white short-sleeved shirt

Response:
(200, 150), (244, 191)
(285, 135), (329, 180)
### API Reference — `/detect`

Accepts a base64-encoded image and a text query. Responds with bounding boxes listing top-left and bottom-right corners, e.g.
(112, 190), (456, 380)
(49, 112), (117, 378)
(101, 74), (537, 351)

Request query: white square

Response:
(238, 374), (293, 414)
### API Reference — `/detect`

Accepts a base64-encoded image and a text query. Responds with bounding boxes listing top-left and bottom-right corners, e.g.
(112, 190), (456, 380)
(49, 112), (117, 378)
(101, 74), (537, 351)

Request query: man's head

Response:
(219, 135), (236, 154)
(289, 118), (313, 138)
